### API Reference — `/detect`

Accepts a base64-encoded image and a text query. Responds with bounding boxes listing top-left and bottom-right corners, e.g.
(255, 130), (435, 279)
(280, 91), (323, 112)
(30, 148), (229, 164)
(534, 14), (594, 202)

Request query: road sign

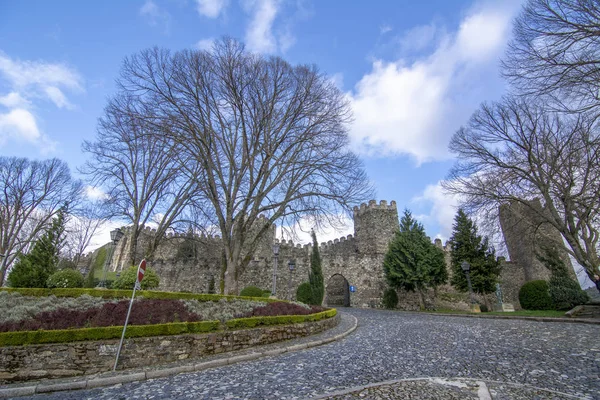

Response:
(349, 285), (356, 292)
(115, 258), (146, 371)
(137, 259), (146, 283)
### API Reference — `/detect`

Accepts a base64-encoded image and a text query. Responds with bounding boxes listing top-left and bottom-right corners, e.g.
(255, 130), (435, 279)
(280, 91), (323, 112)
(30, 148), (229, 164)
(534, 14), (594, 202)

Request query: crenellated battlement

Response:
(353, 199), (397, 216)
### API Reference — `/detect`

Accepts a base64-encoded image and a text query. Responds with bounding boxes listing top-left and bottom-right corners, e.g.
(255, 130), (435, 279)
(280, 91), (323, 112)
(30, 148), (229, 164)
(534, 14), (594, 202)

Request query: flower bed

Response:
(0, 288), (335, 347)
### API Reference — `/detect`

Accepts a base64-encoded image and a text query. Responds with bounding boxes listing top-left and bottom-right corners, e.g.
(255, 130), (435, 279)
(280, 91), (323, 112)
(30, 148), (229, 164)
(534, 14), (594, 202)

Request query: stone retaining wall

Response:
(0, 315), (339, 383)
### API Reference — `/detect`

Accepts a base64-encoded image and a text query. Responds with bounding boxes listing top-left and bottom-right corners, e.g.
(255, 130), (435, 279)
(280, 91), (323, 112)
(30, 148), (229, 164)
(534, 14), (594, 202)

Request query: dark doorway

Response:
(326, 274), (350, 307)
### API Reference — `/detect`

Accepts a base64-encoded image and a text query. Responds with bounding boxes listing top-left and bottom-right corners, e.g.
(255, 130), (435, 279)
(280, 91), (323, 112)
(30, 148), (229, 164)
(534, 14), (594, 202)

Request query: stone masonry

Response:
(96, 198), (575, 309)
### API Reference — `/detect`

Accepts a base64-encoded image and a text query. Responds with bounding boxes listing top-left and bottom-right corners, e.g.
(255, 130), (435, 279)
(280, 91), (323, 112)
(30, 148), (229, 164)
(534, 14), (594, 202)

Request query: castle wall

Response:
(107, 200), (399, 307)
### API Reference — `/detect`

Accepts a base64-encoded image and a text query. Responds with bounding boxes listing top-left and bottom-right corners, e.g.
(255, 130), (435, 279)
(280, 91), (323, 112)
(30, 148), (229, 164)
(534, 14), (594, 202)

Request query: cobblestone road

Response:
(20, 309), (600, 399)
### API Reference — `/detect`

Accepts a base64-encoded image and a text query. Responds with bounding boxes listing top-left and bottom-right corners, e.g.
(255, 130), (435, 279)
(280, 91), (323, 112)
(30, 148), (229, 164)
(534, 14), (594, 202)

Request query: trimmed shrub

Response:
(113, 265), (160, 290)
(46, 269), (84, 288)
(382, 288), (398, 309)
(262, 290), (272, 298)
(226, 308), (336, 330)
(296, 282), (312, 304)
(479, 303), (489, 312)
(0, 320), (220, 347)
(239, 286), (264, 297)
(519, 280), (554, 310)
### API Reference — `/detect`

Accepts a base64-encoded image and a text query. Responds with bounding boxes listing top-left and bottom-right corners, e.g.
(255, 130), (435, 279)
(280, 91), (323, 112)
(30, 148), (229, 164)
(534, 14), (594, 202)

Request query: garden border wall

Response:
(0, 314), (339, 383)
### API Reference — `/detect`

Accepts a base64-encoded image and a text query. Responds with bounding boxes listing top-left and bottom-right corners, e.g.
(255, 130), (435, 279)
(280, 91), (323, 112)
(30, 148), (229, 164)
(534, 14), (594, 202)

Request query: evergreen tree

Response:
(308, 230), (325, 305)
(449, 209), (501, 310)
(383, 209), (447, 310)
(8, 208), (67, 288)
(537, 247), (589, 310)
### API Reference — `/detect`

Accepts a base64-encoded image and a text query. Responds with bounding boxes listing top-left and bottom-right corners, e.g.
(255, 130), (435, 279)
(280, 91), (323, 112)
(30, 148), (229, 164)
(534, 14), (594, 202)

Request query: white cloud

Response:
(44, 86), (73, 109)
(85, 186), (108, 201)
(348, 1), (520, 164)
(244, 0), (279, 54)
(139, 0), (171, 32)
(0, 52), (83, 151)
(0, 92), (30, 108)
(413, 181), (461, 241)
(0, 53), (82, 92)
(0, 108), (40, 142)
(380, 24), (393, 35)
(195, 0), (229, 18)
(195, 38), (215, 51)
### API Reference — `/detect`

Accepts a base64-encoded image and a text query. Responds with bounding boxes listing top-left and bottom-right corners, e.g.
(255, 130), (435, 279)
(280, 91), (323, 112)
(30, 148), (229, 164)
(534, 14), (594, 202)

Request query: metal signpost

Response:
(113, 259), (146, 371)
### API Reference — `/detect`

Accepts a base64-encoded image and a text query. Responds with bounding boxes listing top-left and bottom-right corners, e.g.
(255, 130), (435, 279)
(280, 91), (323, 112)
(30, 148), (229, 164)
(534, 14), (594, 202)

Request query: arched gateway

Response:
(326, 274), (350, 307)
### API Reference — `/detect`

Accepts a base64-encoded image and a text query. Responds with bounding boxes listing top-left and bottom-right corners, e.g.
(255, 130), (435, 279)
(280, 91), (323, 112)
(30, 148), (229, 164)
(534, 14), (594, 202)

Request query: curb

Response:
(419, 311), (600, 325)
(0, 313), (358, 399)
(308, 377), (587, 400)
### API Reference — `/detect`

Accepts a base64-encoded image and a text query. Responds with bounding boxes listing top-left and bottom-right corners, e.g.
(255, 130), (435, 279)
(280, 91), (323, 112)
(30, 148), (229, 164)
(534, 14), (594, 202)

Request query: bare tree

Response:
(82, 94), (199, 266)
(503, 0), (600, 113)
(444, 97), (600, 281)
(62, 200), (111, 265)
(0, 157), (82, 285)
(117, 39), (373, 294)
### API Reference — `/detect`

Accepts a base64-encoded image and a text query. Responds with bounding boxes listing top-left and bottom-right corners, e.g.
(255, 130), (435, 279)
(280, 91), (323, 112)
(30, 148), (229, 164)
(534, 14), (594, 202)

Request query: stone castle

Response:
(95, 199), (574, 309)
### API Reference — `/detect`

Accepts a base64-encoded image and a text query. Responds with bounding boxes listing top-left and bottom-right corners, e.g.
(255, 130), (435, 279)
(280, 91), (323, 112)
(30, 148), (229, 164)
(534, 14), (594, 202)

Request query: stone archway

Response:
(326, 274), (350, 307)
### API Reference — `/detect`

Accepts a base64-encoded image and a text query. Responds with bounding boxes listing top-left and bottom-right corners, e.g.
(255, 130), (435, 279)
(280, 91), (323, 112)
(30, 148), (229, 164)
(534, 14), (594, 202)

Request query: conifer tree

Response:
(308, 230), (324, 305)
(383, 209), (447, 310)
(449, 209), (501, 310)
(8, 208), (67, 288)
(537, 246), (588, 310)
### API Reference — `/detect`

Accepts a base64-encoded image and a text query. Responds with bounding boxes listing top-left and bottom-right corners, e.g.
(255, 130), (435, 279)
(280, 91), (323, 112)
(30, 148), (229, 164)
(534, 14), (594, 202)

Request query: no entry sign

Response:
(137, 259), (147, 283)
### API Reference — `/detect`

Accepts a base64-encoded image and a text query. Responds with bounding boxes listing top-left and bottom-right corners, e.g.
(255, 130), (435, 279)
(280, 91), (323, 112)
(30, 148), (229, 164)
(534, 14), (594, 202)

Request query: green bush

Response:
(479, 304), (489, 312)
(239, 286), (264, 297)
(46, 269), (84, 288)
(548, 276), (589, 310)
(296, 282), (312, 304)
(226, 308), (337, 330)
(537, 247), (589, 310)
(262, 289), (272, 298)
(382, 288), (398, 309)
(519, 280), (554, 310)
(113, 266), (160, 290)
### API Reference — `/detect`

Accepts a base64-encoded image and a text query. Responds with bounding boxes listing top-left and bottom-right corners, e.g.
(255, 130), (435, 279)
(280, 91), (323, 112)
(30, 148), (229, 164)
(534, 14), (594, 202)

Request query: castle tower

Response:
(353, 200), (399, 255)
(499, 199), (575, 282)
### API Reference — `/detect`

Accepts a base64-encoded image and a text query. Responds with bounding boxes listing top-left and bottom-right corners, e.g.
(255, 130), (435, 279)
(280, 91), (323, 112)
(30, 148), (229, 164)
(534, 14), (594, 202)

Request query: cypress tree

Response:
(449, 209), (501, 310)
(383, 209), (447, 310)
(308, 230), (324, 305)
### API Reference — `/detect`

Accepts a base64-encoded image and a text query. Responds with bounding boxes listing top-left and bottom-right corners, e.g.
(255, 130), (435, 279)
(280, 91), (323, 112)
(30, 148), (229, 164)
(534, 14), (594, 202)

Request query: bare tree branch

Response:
(116, 38), (374, 293)
(0, 157), (82, 284)
(444, 97), (600, 280)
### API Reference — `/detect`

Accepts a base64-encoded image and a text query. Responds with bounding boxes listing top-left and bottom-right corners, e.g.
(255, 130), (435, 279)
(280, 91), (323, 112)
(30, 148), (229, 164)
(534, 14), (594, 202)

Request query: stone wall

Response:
(103, 200), (399, 308)
(0, 315), (339, 384)
(90, 197), (576, 310)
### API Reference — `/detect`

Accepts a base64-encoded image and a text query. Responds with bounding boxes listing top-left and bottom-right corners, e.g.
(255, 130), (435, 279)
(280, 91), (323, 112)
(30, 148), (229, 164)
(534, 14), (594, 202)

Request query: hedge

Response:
(0, 320), (220, 347)
(0, 287), (276, 303)
(0, 288), (337, 346)
(226, 308), (337, 330)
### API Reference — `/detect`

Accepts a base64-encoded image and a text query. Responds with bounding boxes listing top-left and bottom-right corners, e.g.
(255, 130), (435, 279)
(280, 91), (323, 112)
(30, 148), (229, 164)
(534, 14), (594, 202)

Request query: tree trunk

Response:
(417, 288), (426, 311)
(224, 257), (238, 295)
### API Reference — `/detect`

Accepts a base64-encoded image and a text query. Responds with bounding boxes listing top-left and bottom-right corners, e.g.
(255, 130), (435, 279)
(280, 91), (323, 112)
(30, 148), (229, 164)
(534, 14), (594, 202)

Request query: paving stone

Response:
(16, 309), (600, 399)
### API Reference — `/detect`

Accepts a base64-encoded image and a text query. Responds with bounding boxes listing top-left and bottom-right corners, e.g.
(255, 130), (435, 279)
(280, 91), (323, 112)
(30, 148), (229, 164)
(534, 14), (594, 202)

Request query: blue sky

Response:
(0, 0), (524, 245)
